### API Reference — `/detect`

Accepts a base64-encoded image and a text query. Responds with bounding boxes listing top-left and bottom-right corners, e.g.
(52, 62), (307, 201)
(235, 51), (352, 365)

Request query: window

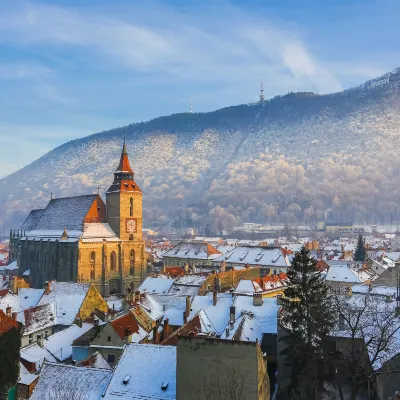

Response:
(130, 198), (133, 217)
(45, 331), (48, 338)
(107, 336), (112, 342)
(273, 269), (277, 275)
(110, 251), (117, 272)
(107, 354), (115, 363)
(29, 338), (32, 344)
(90, 252), (96, 280)
(130, 249), (135, 276)
(129, 234), (134, 241)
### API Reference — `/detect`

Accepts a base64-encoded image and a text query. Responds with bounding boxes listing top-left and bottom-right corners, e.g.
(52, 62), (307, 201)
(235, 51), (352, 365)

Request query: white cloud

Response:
(0, 0), (344, 94)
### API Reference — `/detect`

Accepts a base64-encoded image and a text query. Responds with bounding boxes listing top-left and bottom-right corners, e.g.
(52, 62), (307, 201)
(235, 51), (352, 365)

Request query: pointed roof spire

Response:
(122, 136), (128, 155)
(116, 139), (133, 174)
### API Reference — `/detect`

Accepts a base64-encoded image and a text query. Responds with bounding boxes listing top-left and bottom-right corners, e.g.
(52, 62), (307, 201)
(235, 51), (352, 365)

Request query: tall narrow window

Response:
(110, 251), (117, 272)
(130, 198), (133, 217)
(130, 249), (135, 276)
(90, 252), (95, 280)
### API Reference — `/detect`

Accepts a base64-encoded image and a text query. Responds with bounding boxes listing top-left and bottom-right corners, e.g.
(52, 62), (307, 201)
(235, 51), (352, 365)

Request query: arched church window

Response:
(130, 198), (133, 217)
(129, 234), (134, 241)
(110, 251), (117, 271)
(130, 249), (135, 276)
(90, 251), (96, 280)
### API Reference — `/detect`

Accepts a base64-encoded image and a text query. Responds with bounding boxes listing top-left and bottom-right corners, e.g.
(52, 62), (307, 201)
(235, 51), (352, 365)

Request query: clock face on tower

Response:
(126, 218), (137, 233)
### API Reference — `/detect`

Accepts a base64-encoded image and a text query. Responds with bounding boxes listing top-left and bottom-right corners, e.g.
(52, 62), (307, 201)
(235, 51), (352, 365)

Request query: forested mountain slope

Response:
(2, 69), (400, 231)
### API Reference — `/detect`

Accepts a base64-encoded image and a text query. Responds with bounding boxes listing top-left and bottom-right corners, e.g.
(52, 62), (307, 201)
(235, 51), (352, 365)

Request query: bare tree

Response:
(331, 293), (400, 400)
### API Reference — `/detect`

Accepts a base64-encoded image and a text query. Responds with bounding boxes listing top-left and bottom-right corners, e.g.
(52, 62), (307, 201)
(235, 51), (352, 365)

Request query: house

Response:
(168, 274), (207, 296)
(161, 309), (216, 345)
(18, 362), (39, 400)
(103, 343), (177, 400)
(76, 351), (112, 369)
(234, 273), (288, 298)
(162, 242), (222, 268)
(213, 246), (293, 276)
(18, 302), (57, 346)
(325, 264), (362, 295)
(151, 294), (188, 333)
(176, 336), (269, 400)
(36, 281), (108, 326)
(29, 362), (112, 400)
(88, 311), (148, 367)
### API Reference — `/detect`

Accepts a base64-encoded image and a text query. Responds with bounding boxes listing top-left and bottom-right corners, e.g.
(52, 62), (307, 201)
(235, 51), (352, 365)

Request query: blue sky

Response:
(1, 0), (399, 177)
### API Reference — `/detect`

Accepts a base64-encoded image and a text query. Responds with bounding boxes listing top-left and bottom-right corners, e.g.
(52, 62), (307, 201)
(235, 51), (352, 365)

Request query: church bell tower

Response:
(106, 140), (143, 241)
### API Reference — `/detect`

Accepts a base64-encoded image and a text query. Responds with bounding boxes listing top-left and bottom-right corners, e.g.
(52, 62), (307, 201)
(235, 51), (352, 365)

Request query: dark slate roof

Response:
(20, 209), (45, 231)
(33, 195), (97, 232)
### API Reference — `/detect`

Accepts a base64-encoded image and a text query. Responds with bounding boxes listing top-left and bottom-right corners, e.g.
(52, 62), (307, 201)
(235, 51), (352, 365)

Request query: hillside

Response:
(2, 68), (400, 232)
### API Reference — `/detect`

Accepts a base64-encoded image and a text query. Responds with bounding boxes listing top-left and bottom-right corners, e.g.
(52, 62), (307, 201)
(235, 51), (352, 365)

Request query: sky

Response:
(1, 0), (400, 177)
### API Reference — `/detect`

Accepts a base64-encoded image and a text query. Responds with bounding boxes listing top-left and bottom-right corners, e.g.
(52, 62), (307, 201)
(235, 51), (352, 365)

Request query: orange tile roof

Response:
(110, 313), (141, 341)
(0, 310), (18, 334)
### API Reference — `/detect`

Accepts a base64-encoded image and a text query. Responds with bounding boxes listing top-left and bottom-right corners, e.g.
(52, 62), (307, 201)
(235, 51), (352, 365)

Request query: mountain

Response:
(2, 68), (400, 232)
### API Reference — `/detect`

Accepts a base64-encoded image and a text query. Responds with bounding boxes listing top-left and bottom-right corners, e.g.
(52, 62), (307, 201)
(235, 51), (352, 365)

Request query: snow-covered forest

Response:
(2, 69), (400, 232)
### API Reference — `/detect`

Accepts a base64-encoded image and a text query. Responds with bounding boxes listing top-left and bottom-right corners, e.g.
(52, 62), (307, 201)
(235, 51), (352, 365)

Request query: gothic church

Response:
(9, 142), (146, 296)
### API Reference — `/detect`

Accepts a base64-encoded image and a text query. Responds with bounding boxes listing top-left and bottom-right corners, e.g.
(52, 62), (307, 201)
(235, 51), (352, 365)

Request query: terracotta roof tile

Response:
(0, 309), (18, 334)
(110, 313), (140, 340)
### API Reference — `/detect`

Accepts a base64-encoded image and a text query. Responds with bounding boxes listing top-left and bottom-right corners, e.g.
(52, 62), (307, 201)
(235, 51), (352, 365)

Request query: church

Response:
(9, 142), (146, 296)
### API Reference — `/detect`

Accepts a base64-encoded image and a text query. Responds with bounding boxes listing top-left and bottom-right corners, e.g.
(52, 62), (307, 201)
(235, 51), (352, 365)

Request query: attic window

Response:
(161, 382), (169, 391)
(123, 375), (131, 385)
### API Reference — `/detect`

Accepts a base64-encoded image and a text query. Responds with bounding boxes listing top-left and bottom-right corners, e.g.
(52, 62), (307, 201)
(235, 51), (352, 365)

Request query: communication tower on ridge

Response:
(189, 100), (193, 113)
(260, 81), (265, 104)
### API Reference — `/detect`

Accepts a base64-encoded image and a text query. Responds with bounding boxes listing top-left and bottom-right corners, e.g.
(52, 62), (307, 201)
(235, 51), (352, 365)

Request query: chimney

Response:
(44, 281), (51, 295)
(37, 334), (44, 348)
(135, 290), (140, 303)
(12, 312), (18, 322)
(94, 318), (100, 333)
(163, 318), (170, 337)
(153, 326), (160, 344)
(230, 320), (234, 330)
(183, 311), (188, 324)
(368, 281), (372, 292)
(212, 290), (217, 306)
(225, 327), (230, 338)
(214, 275), (221, 292)
(185, 296), (191, 317)
(253, 292), (263, 306)
(5, 307), (11, 319)
(220, 261), (226, 273)
(124, 327), (132, 344)
(229, 306), (235, 323)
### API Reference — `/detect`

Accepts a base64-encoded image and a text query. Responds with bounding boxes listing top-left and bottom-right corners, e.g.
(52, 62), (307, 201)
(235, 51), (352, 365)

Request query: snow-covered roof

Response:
(150, 294), (187, 311)
(235, 279), (262, 294)
(139, 293), (164, 321)
(103, 344), (176, 400)
(168, 275), (207, 296)
(4, 261), (18, 271)
(20, 343), (57, 369)
(19, 362), (38, 386)
(162, 242), (221, 260)
(30, 362), (112, 400)
(325, 265), (361, 284)
(18, 288), (44, 310)
(214, 246), (292, 267)
(0, 290), (19, 314)
(352, 284), (397, 297)
(138, 277), (174, 294)
(76, 351), (112, 369)
(20, 209), (44, 231)
(107, 295), (123, 312)
(225, 314), (263, 342)
(234, 296), (279, 334)
(37, 281), (90, 325)
(32, 195), (98, 232)
(189, 293), (232, 336)
(20, 302), (57, 335)
(44, 322), (93, 361)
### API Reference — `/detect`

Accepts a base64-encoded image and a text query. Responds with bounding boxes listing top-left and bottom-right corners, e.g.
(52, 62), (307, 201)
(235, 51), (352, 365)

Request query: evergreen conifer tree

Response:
(353, 234), (365, 262)
(279, 247), (334, 400)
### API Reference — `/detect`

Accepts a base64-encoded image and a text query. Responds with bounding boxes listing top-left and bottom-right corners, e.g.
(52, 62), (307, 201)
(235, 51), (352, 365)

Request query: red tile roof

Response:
(110, 312), (140, 340)
(0, 310), (18, 334)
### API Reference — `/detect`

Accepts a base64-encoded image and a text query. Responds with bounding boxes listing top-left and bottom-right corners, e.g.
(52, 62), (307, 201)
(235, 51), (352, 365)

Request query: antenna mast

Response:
(189, 100), (193, 113)
(260, 81), (265, 104)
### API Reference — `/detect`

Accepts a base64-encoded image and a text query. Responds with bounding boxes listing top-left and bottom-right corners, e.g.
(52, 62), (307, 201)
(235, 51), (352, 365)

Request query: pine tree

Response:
(353, 234), (365, 262)
(279, 247), (334, 400)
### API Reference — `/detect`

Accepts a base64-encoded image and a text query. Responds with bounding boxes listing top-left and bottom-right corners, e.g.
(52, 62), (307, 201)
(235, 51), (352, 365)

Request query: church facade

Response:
(9, 142), (146, 296)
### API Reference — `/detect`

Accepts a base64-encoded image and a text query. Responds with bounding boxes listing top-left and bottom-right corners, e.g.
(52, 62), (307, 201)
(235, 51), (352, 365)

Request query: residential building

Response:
(162, 242), (222, 268)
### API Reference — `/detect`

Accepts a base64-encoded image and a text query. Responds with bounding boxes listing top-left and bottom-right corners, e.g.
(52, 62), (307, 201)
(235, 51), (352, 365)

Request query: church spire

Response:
(116, 139), (133, 174)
